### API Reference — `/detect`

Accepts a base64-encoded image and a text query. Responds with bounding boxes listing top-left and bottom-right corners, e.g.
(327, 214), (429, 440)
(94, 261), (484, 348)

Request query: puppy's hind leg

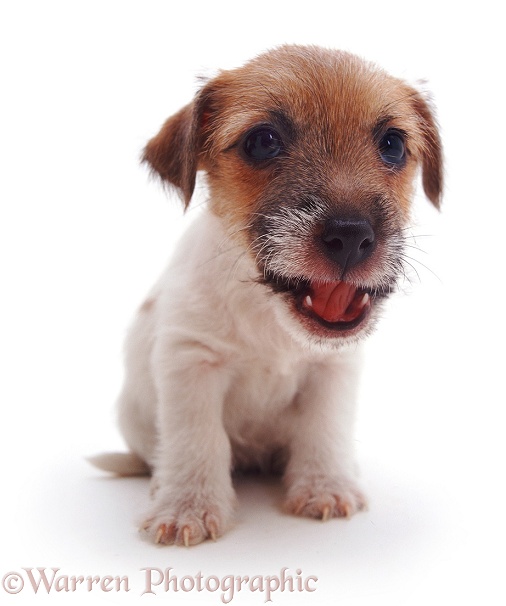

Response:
(98, 304), (160, 475)
(88, 387), (156, 477)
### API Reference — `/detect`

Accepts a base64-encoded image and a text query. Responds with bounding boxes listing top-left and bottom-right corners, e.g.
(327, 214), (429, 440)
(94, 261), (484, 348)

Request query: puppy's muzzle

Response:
(321, 217), (376, 273)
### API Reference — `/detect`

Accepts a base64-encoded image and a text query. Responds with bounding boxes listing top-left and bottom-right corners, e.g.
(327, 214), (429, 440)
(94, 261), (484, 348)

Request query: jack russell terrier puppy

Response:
(91, 45), (442, 546)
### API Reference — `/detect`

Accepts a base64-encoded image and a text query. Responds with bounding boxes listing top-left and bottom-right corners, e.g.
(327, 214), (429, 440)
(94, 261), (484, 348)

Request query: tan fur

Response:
(144, 45), (442, 230)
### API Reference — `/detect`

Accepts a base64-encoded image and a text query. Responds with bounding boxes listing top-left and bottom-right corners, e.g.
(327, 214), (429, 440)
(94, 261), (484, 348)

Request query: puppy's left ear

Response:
(411, 93), (444, 209)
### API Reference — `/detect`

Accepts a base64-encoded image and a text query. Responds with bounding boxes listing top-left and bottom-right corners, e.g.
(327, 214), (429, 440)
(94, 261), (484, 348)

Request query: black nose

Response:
(321, 218), (375, 270)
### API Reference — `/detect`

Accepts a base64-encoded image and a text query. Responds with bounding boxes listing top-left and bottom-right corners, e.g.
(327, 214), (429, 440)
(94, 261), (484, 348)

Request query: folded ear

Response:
(142, 99), (202, 208)
(411, 93), (444, 209)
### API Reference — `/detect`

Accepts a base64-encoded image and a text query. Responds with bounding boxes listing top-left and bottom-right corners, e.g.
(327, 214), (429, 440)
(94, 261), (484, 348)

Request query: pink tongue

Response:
(310, 281), (357, 323)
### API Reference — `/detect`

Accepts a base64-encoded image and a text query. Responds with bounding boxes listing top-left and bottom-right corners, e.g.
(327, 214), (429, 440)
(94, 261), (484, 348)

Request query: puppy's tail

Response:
(87, 452), (151, 477)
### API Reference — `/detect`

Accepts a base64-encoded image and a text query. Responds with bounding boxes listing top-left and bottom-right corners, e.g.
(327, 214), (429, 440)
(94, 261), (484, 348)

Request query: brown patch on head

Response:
(142, 45), (442, 228)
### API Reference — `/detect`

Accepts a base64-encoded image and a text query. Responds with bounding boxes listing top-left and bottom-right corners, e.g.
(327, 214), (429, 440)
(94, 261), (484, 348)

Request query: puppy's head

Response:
(144, 45), (443, 343)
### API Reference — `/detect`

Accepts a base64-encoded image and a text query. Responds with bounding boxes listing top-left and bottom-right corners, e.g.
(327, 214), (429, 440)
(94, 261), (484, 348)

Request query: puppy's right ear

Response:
(142, 101), (201, 208)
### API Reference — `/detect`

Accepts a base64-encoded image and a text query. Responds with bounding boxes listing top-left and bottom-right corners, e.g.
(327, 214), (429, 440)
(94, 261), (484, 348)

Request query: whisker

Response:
(403, 243), (429, 255)
(401, 253), (442, 284)
(400, 258), (422, 284)
(401, 234), (435, 240)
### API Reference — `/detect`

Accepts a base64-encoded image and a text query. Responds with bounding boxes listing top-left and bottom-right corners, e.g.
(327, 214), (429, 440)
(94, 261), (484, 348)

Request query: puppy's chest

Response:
(223, 356), (305, 442)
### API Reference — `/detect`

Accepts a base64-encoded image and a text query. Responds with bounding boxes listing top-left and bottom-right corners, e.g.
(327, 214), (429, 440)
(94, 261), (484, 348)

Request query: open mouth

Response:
(301, 281), (371, 329)
(263, 271), (390, 334)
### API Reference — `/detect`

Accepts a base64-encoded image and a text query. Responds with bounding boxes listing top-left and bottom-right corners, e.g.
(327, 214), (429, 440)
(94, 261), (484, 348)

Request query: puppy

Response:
(91, 45), (442, 546)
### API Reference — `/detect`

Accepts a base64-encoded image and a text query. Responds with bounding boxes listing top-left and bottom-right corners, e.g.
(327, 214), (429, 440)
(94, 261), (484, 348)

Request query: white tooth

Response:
(305, 295), (313, 308)
(359, 293), (370, 308)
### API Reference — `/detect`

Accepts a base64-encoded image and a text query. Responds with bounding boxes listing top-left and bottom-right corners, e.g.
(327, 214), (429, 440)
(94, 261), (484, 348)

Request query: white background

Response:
(1, 1), (505, 604)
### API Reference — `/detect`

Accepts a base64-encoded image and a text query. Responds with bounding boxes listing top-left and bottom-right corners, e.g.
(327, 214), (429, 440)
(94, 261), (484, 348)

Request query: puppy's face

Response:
(144, 46), (442, 343)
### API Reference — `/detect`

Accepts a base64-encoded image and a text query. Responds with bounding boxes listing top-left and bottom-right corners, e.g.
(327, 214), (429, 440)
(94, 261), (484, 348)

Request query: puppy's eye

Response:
(379, 130), (406, 166)
(243, 127), (283, 161)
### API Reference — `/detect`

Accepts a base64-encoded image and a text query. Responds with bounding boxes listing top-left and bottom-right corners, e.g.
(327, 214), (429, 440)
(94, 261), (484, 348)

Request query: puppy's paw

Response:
(284, 478), (366, 521)
(143, 510), (221, 546)
(141, 492), (235, 546)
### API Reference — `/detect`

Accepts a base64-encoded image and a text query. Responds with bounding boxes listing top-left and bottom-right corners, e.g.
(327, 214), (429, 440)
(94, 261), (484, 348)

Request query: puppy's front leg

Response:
(143, 340), (236, 546)
(284, 352), (366, 521)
